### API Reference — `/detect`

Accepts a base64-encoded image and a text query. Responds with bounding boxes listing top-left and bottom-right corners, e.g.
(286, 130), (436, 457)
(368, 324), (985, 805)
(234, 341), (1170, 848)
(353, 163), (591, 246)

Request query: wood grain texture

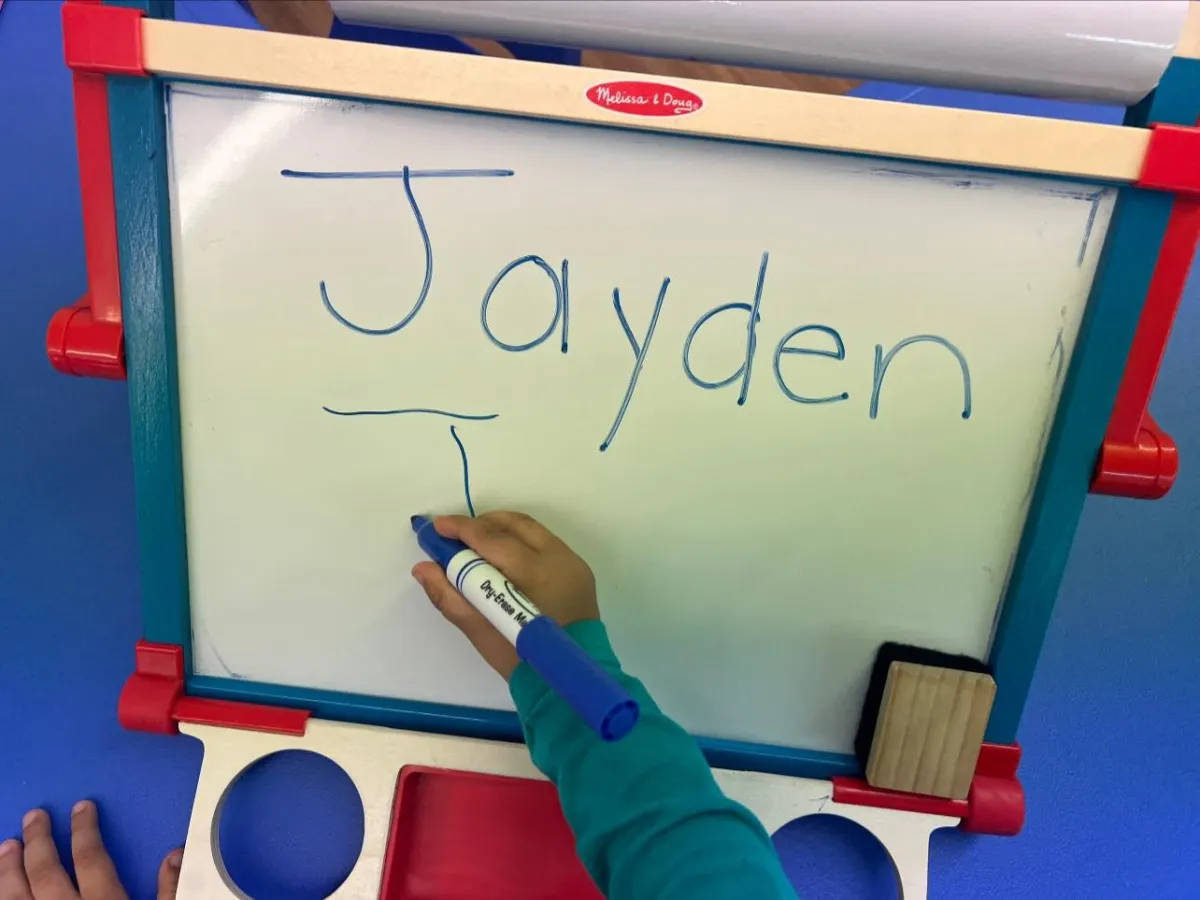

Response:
(460, 36), (516, 59)
(141, 19), (1151, 181)
(866, 662), (996, 801)
(247, 0), (332, 37)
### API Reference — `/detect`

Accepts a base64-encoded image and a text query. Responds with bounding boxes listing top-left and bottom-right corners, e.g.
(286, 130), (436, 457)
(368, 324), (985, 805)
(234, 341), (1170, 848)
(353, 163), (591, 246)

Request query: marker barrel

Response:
(515, 615), (640, 741)
(446, 548), (639, 742)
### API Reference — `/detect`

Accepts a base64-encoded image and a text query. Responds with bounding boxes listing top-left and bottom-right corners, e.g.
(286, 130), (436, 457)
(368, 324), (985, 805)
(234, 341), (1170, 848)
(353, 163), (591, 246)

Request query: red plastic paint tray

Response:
(380, 766), (603, 900)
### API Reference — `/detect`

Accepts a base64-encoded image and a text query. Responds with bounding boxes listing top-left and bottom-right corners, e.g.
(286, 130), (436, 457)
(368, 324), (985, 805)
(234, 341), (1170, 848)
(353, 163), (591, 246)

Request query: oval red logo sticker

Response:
(586, 81), (703, 118)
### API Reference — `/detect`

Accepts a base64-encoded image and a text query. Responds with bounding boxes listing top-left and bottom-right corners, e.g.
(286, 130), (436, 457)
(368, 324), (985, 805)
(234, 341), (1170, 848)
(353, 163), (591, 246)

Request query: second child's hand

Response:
(0, 803), (181, 900)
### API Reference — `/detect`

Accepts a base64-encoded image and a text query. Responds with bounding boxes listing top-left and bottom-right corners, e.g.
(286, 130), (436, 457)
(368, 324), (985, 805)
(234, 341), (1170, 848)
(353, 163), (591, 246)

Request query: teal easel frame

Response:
(106, 0), (1198, 778)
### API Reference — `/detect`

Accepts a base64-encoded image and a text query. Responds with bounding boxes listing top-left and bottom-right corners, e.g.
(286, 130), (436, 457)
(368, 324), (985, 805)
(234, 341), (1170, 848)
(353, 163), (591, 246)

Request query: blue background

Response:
(1, 1), (1197, 897)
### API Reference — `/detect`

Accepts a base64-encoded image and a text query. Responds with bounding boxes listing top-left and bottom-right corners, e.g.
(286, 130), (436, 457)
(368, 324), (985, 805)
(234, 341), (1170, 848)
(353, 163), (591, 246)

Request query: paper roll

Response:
(329, 0), (1190, 103)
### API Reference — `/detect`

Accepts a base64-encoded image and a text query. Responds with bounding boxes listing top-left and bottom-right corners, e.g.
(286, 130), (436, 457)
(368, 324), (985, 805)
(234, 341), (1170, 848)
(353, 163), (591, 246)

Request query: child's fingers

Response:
(413, 562), (481, 629)
(69, 801), (126, 900)
(0, 839), (33, 900)
(433, 515), (538, 581)
(20, 810), (74, 900)
(475, 511), (555, 551)
(412, 563), (519, 679)
(156, 849), (182, 900)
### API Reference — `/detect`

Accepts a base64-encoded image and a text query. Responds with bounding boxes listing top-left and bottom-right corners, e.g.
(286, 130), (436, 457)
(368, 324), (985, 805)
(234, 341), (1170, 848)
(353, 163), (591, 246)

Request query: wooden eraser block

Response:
(865, 662), (996, 800)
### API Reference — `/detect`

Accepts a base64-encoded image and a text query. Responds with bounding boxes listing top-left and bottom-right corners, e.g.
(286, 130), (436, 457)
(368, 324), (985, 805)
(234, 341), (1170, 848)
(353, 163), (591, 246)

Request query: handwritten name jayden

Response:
(285, 166), (971, 452)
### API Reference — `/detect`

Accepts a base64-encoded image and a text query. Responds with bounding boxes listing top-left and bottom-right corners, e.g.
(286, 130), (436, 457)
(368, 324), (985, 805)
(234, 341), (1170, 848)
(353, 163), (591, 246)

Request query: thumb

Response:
(157, 848), (182, 899)
(412, 562), (520, 679)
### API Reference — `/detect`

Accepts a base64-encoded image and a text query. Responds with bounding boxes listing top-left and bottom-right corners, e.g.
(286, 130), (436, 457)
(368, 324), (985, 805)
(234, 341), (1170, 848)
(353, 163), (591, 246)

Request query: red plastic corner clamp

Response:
(1137, 123), (1200, 196)
(117, 641), (185, 734)
(62, 0), (146, 77)
(48, 1), (147, 380)
(830, 743), (1025, 836)
(1091, 122), (1200, 499)
(959, 742), (1025, 836)
(118, 641), (311, 737)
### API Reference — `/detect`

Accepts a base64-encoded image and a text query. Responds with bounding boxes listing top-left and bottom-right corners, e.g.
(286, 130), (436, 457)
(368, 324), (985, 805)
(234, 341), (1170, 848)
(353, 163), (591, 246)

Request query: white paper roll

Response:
(329, 0), (1190, 103)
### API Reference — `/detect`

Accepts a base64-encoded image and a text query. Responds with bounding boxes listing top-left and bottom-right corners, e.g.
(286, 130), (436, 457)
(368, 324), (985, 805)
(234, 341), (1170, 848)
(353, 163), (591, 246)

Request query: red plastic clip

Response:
(959, 742), (1025, 835)
(118, 640), (311, 737)
(48, 0), (144, 380)
(62, 0), (146, 77)
(174, 696), (311, 737)
(830, 742), (1025, 836)
(46, 299), (124, 378)
(1092, 412), (1181, 499)
(118, 641), (185, 734)
(1137, 123), (1200, 197)
(1092, 123), (1200, 499)
(830, 776), (968, 819)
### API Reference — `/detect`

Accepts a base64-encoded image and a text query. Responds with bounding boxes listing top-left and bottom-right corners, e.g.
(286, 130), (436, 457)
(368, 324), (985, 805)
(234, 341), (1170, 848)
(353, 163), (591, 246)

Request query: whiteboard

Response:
(166, 83), (1113, 755)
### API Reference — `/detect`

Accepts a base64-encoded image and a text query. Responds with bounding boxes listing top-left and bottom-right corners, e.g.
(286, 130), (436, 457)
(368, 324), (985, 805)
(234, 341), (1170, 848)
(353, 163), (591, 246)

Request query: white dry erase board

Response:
(166, 82), (1114, 756)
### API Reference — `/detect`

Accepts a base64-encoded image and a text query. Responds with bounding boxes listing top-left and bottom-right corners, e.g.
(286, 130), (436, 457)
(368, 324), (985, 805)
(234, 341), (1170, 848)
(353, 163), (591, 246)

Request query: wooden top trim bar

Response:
(142, 19), (1153, 184)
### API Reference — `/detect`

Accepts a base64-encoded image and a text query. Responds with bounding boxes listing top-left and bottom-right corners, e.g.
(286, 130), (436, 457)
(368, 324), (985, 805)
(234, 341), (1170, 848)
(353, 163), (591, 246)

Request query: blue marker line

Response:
(1050, 329), (1066, 381)
(773, 325), (850, 404)
(1038, 187), (1109, 266)
(682, 302), (753, 390)
(449, 425), (476, 517)
(282, 168), (515, 179)
(480, 255), (563, 352)
(560, 259), (570, 354)
(870, 335), (972, 420)
(322, 407), (499, 421)
(738, 252), (770, 407)
(1077, 190), (1107, 266)
(613, 292), (640, 356)
(868, 167), (995, 191)
(318, 166), (432, 336)
(600, 278), (670, 452)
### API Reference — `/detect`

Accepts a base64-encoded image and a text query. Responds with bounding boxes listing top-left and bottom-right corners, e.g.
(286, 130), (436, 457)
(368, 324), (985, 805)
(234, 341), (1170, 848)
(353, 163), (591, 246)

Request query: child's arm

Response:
(413, 513), (797, 900)
(511, 619), (796, 899)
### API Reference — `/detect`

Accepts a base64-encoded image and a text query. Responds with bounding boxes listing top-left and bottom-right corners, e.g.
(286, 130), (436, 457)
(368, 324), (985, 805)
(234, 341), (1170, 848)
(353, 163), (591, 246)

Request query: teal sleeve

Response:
(510, 620), (797, 900)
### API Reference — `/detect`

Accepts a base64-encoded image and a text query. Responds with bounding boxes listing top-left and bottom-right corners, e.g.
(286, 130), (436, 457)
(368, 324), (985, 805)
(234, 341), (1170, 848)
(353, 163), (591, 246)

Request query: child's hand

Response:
(412, 512), (600, 680)
(0, 803), (181, 900)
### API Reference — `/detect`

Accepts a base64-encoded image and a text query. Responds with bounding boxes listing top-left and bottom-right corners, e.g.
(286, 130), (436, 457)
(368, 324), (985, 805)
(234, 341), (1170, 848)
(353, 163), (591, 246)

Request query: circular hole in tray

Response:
(773, 813), (900, 899)
(218, 749), (365, 900)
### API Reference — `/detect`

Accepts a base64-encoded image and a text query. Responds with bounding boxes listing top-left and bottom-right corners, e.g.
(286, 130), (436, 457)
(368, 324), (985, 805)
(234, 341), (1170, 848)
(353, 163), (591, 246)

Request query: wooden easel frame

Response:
(90, 0), (1200, 778)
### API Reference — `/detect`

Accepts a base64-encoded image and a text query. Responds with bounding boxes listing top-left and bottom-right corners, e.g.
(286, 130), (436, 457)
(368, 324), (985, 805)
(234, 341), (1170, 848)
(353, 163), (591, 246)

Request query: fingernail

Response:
(72, 800), (93, 818)
(168, 848), (183, 869)
(0, 839), (18, 858)
(21, 810), (43, 829)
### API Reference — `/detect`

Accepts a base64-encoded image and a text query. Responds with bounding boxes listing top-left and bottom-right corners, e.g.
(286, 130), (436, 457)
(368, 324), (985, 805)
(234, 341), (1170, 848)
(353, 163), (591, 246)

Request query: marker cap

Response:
(515, 616), (640, 741)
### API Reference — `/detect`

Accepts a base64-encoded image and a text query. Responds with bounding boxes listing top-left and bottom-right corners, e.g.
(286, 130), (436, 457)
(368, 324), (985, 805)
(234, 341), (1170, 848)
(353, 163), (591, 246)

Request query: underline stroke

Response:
(322, 407), (499, 421)
(282, 168), (514, 179)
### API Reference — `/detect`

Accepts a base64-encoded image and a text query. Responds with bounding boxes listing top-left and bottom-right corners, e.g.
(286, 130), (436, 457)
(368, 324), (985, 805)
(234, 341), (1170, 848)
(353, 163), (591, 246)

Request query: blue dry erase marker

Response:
(411, 515), (639, 741)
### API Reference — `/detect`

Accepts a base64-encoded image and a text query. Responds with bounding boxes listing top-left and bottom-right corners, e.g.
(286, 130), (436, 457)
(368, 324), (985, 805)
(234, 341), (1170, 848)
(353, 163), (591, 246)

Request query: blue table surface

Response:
(2, 2), (1199, 898)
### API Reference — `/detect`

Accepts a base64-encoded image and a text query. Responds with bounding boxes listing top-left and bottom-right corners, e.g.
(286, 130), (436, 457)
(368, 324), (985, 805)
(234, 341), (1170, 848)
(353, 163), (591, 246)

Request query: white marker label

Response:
(447, 550), (541, 644)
